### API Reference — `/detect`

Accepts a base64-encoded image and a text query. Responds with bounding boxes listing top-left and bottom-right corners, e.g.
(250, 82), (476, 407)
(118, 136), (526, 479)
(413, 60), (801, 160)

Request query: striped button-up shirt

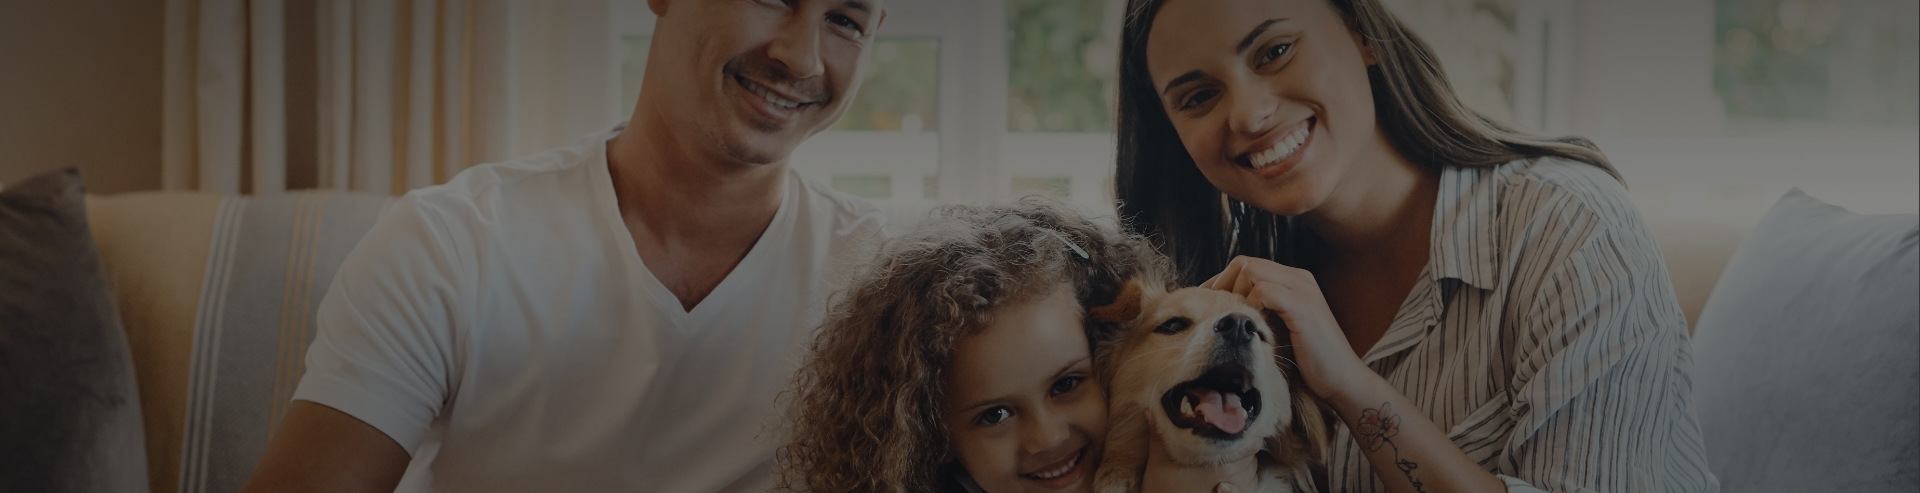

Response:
(1323, 158), (1720, 492)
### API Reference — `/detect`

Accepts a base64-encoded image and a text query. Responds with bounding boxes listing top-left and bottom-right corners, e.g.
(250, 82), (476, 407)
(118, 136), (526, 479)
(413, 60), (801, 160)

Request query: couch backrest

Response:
(1645, 218), (1754, 331)
(86, 191), (393, 493)
(81, 189), (1761, 492)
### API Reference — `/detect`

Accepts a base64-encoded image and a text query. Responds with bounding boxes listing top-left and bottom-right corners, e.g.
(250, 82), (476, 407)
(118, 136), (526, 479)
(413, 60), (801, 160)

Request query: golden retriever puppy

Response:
(1089, 281), (1327, 493)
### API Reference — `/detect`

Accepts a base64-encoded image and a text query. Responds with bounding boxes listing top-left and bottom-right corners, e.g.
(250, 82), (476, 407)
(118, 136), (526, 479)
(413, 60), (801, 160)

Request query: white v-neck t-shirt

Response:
(293, 127), (886, 492)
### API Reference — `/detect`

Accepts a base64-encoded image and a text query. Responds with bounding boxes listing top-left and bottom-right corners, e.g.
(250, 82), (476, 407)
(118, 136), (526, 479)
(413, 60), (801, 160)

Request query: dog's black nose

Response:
(1216, 313), (1256, 344)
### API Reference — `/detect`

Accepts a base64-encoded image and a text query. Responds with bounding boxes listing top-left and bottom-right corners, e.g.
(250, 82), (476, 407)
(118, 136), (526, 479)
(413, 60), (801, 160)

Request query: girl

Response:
(777, 199), (1171, 492)
(1113, 0), (1719, 491)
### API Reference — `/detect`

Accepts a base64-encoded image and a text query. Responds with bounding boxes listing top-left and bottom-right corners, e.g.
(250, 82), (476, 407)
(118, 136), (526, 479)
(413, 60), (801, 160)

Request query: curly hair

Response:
(776, 198), (1173, 492)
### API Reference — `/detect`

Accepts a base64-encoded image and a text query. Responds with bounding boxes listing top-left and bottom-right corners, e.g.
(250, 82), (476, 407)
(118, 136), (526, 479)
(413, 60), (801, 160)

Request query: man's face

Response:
(646, 0), (885, 166)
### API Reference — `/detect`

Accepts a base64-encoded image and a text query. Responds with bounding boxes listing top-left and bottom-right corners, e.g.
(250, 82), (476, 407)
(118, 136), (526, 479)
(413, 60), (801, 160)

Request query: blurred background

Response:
(2, 0), (1915, 226)
(6, 5), (1909, 491)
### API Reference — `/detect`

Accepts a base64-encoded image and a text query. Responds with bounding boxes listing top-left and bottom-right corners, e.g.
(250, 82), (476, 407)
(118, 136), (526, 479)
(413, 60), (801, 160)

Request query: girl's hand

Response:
(1202, 255), (1370, 403)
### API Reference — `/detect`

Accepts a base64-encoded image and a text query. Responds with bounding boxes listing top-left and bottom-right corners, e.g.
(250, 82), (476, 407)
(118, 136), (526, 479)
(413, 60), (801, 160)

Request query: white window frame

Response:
(614, 0), (1138, 225)
(615, 0), (1916, 225)
(1541, 0), (1917, 219)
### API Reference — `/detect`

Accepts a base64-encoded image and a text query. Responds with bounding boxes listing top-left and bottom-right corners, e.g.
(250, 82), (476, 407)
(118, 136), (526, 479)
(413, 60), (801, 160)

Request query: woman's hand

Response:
(1202, 255), (1371, 403)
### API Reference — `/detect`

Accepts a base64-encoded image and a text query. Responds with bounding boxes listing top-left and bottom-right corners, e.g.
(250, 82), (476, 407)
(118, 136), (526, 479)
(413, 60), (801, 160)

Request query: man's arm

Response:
(241, 401), (410, 493)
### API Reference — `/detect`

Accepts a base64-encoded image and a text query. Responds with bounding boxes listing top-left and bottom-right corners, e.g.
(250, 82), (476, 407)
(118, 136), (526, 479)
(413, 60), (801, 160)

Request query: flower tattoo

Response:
(1355, 402), (1401, 451)
(1355, 402), (1425, 493)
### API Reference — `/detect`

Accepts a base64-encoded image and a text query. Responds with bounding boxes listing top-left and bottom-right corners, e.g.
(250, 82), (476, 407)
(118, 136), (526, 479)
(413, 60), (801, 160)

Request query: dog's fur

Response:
(1089, 280), (1328, 493)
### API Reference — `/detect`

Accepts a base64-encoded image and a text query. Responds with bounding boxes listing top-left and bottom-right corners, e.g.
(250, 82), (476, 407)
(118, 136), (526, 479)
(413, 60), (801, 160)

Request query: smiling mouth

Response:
(1238, 117), (1314, 170)
(1021, 447), (1084, 482)
(734, 75), (814, 111)
(1160, 362), (1261, 440)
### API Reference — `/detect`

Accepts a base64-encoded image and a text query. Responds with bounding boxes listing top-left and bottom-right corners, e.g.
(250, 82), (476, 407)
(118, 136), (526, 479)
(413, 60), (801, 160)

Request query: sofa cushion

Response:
(86, 191), (393, 493)
(0, 168), (150, 492)
(1691, 188), (1919, 491)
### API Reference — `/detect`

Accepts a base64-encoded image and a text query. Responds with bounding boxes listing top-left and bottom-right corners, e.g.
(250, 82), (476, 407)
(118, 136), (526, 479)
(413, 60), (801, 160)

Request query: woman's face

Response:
(1145, 0), (1383, 217)
(944, 284), (1107, 493)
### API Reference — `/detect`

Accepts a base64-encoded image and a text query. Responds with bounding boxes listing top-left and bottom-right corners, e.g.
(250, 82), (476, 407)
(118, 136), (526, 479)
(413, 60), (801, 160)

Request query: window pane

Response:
(1007, 0), (1119, 133)
(1715, 0), (1918, 125)
(833, 38), (941, 131)
(1010, 176), (1072, 200)
(832, 174), (892, 199)
(622, 37), (939, 132)
(1384, 0), (1517, 123)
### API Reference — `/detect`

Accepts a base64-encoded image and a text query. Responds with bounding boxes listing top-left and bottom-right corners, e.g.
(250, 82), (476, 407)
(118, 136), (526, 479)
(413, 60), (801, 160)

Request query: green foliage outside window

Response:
(1715, 0), (1918, 125)
(832, 175), (892, 199)
(834, 38), (941, 132)
(622, 37), (939, 132)
(1008, 0), (1120, 133)
(1010, 176), (1072, 200)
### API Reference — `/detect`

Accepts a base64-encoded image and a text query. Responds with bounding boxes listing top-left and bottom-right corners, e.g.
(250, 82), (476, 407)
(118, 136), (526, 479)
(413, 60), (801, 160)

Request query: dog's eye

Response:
(1049, 376), (1083, 397)
(974, 407), (1011, 426)
(1153, 317), (1193, 335)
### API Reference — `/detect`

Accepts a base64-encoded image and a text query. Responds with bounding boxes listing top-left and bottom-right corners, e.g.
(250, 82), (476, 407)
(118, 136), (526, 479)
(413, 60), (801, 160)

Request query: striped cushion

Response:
(86, 191), (393, 493)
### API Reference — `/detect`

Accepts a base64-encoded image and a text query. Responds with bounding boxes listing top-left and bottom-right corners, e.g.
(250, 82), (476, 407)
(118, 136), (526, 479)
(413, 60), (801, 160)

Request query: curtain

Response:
(162, 0), (619, 195)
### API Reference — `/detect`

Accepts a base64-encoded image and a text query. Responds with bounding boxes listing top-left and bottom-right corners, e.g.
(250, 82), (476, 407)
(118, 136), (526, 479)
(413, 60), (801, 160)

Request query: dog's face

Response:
(1096, 284), (1293, 466)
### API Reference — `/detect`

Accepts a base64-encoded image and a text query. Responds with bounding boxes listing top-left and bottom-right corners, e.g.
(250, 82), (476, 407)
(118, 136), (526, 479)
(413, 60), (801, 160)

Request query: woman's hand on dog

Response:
(1203, 255), (1371, 404)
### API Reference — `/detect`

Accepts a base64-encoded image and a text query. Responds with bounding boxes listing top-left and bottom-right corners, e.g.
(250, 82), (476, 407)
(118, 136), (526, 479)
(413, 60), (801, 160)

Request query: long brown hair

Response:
(1114, 0), (1618, 285)
(776, 198), (1172, 492)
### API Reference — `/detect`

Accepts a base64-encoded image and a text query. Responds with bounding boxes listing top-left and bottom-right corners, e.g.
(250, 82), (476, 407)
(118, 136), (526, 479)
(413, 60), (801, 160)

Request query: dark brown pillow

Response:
(0, 168), (148, 492)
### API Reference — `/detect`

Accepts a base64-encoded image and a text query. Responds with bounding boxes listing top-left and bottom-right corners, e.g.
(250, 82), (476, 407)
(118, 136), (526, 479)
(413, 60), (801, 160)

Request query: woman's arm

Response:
(1207, 256), (1505, 493)
(1493, 220), (1717, 492)
(1321, 374), (1507, 493)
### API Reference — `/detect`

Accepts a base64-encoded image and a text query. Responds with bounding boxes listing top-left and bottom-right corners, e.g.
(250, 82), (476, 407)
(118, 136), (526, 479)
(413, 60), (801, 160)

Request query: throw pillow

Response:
(0, 168), (149, 492)
(1691, 188), (1919, 491)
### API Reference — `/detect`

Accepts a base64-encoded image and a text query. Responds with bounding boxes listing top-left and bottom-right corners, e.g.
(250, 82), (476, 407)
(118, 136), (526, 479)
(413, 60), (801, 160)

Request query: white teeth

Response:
(1027, 452), (1079, 480)
(1250, 125), (1310, 169)
(743, 80), (803, 110)
(1181, 396), (1195, 417)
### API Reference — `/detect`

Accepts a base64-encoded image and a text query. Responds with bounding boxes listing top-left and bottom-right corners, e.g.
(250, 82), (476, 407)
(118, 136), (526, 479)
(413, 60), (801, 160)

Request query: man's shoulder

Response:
(370, 141), (609, 262)
(419, 144), (599, 207)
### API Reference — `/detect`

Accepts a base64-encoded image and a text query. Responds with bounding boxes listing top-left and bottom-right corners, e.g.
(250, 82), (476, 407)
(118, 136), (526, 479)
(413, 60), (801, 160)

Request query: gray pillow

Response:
(1691, 188), (1919, 492)
(0, 168), (149, 492)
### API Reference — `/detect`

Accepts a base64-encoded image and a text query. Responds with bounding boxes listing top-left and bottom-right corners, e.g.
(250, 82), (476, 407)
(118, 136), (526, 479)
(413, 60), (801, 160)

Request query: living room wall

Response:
(0, 0), (165, 194)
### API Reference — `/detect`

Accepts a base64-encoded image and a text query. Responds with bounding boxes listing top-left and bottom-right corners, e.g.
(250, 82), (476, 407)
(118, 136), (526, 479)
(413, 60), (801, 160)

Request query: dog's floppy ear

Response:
(1090, 278), (1146, 325)
(1271, 335), (1332, 467)
(1288, 383), (1332, 464)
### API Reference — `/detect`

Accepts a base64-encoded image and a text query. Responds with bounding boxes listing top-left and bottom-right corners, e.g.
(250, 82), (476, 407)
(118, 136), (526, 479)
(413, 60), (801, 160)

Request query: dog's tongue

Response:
(1189, 389), (1248, 435)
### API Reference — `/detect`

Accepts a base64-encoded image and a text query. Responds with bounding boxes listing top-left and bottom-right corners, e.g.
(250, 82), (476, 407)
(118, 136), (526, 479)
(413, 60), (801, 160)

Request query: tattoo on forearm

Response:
(1356, 402), (1427, 493)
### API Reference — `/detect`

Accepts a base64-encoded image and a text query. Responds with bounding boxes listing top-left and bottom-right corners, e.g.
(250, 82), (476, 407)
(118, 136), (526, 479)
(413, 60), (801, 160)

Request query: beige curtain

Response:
(163, 0), (619, 195)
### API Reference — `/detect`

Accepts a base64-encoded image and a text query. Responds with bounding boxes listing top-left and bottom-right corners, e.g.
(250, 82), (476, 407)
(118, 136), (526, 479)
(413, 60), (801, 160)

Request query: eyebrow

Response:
(1162, 70), (1208, 97)
(953, 356), (1090, 414)
(1160, 18), (1287, 97)
(842, 0), (872, 14)
(1237, 18), (1284, 54)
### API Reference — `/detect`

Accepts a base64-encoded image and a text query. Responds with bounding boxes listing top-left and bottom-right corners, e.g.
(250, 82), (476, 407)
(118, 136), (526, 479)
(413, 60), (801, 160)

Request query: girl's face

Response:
(944, 284), (1107, 493)
(1145, 0), (1386, 218)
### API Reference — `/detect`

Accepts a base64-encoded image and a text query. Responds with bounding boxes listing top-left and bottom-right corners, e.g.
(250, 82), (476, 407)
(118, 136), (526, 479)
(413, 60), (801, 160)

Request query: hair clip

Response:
(1042, 229), (1091, 260)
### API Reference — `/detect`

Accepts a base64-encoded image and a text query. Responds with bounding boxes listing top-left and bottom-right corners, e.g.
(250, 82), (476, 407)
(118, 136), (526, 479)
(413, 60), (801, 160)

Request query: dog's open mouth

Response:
(1160, 362), (1261, 439)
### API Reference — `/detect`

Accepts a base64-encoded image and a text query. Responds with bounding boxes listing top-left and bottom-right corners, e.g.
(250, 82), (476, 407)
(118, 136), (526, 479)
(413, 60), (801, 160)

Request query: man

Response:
(242, 0), (889, 490)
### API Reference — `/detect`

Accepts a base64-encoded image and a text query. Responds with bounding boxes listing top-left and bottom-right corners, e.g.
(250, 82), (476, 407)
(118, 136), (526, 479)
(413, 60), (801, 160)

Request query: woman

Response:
(1113, 0), (1720, 491)
(777, 199), (1173, 492)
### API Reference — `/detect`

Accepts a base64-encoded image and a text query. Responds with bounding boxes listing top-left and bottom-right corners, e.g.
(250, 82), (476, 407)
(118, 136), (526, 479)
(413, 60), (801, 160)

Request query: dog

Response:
(1089, 280), (1327, 493)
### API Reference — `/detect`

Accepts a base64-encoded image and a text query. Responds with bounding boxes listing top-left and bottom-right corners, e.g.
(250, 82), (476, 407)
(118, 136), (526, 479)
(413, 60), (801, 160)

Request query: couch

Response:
(3, 170), (1914, 492)
(81, 190), (394, 493)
